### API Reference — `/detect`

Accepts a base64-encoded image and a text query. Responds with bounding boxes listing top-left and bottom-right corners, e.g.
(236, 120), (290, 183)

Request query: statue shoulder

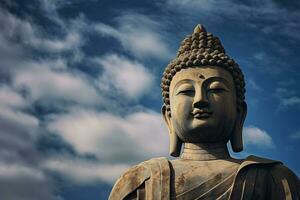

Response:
(268, 163), (300, 197)
(240, 155), (299, 184)
(108, 157), (170, 200)
(231, 155), (300, 199)
(242, 155), (298, 178)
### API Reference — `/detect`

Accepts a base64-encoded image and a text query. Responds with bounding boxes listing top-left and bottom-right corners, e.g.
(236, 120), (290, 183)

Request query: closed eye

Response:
(177, 89), (195, 96)
(175, 82), (195, 96)
(207, 81), (229, 93)
(207, 87), (227, 93)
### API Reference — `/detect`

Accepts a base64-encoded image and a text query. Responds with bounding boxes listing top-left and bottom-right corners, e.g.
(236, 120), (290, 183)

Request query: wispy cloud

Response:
(290, 129), (300, 140)
(44, 107), (169, 185)
(47, 108), (168, 165)
(94, 12), (172, 60)
(275, 87), (300, 110)
(278, 79), (295, 87)
(0, 85), (28, 108)
(280, 97), (300, 108)
(0, 5), (164, 195)
(275, 87), (297, 98)
(13, 61), (103, 107)
(0, 6), (86, 54)
(38, 0), (69, 26)
(247, 78), (263, 92)
(163, 0), (300, 41)
(42, 155), (129, 184)
(0, 2), (96, 199)
(0, 163), (59, 200)
(243, 126), (275, 149)
(94, 54), (154, 100)
(0, 85), (57, 200)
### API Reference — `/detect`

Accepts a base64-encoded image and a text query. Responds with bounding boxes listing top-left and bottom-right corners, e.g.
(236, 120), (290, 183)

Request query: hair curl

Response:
(161, 30), (246, 116)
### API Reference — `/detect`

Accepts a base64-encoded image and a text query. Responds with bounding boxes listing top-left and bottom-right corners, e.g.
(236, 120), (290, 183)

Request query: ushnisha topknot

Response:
(161, 24), (246, 116)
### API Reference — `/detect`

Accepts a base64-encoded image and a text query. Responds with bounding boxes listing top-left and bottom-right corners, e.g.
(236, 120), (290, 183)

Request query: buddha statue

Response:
(109, 24), (300, 200)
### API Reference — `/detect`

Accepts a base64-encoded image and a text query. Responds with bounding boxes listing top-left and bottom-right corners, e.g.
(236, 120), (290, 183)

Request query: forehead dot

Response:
(198, 74), (205, 79)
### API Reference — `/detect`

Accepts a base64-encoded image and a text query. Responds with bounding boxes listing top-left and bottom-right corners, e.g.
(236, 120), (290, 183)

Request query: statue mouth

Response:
(191, 109), (212, 119)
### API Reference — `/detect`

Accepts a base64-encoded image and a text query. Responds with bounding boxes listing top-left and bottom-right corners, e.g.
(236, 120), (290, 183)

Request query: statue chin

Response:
(175, 120), (232, 143)
(177, 128), (230, 143)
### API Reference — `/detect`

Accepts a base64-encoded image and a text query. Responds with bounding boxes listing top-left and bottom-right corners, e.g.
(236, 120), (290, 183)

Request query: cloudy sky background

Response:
(0, 0), (299, 199)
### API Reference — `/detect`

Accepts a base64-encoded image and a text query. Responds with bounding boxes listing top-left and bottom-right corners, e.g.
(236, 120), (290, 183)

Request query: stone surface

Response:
(109, 24), (300, 200)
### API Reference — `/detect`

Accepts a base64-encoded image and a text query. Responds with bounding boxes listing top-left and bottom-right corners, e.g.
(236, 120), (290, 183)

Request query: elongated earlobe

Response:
(169, 129), (182, 157)
(230, 102), (247, 152)
(161, 105), (182, 157)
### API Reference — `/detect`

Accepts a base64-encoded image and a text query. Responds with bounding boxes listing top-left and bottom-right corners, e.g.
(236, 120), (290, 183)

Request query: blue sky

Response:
(0, 0), (299, 199)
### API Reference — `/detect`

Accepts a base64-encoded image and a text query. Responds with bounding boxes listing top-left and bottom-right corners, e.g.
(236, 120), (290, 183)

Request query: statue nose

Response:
(193, 90), (209, 108)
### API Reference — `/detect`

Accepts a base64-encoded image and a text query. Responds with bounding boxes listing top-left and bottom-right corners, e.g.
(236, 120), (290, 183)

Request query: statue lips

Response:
(191, 109), (213, 119)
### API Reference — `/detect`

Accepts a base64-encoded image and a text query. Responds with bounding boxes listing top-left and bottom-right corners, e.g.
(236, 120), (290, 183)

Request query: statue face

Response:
(169, 66), (237, 143)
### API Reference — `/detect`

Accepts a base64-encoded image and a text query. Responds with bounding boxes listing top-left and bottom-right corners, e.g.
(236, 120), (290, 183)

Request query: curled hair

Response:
(161, 30), (246, 116)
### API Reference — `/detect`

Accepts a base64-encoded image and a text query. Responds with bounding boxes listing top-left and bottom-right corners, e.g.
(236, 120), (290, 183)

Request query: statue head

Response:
(161, 24), (247, 157)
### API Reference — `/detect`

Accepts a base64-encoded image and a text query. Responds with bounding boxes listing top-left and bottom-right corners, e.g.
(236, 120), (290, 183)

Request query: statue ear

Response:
(230, 102), (247, 152)
(161, 105), (182, 157)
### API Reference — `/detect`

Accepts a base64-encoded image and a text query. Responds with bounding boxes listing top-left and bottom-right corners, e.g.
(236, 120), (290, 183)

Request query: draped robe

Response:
(109, 156), (300, 200)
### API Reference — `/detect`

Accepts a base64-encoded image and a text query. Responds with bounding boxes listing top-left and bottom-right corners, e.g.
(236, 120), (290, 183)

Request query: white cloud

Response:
(29, 31), (83, 53)
(13, 62), (103, 106)
(0, 94), (57, 200)
(0, 6), (83, 54)
(280, 97), (300, 108)
(94, 13), (171, 60)
(290, 129), (300, 140)
(164, 0), (219, 12)
(253, 52), (266, 61)
(95, 54), (154, 100)
(0, 163), (44, 180)
(0, 85), (39, 146)
(243, 126), (275, 149)
(0, 6), (162, 196)
(247, 78), (263, 92)
(275, 87), (297, 98)
(45, 108), (169, 184)
(274, 87), (300, 110)
(0, 163), (59, 200)
(0, 107), (38, 134)
(278, 79), (295, 86)
(0, 85), (40, 168)
(0, 85), (27, 108)
(0, 2), (91, 199)
(164, 0), (280, 19)
(42, 156), (129, 184)
(38, 0), (68, 26)
(47, 108), (169, 164)
(163, 0), (300, 41)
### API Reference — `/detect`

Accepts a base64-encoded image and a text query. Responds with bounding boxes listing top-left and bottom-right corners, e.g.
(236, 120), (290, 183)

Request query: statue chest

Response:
(169, 159), (241, 199)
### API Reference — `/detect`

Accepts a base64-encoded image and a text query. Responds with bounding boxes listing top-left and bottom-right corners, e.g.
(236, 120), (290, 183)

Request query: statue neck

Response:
(180, 142), (231, 161)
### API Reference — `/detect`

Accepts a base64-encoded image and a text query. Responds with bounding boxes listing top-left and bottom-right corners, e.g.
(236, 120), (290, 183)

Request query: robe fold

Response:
(109, 156), (300, 200)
